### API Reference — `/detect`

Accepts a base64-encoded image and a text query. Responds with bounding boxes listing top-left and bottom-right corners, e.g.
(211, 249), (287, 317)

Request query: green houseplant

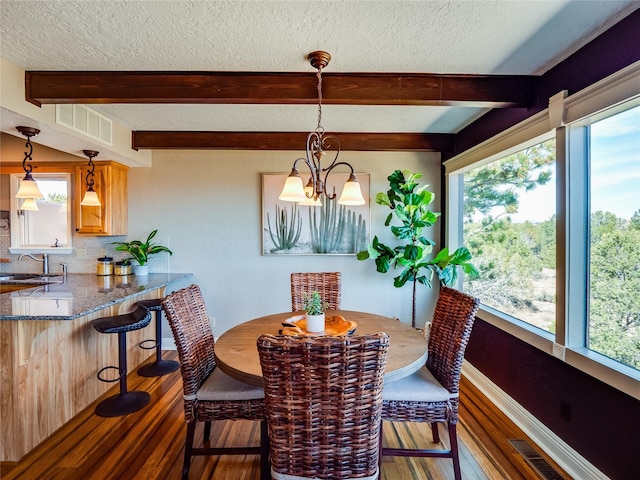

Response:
(302, 290), (328, 332)
(357, 170), (477, 328)
(110, 229), (173, 275)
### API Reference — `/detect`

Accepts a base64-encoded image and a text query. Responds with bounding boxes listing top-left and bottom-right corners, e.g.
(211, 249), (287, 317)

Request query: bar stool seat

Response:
(136, 298), (180, 377)
(93, 305), (152, 417)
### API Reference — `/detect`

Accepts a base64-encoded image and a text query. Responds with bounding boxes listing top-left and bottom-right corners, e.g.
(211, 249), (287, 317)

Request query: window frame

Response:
(444, 61), (640, 400)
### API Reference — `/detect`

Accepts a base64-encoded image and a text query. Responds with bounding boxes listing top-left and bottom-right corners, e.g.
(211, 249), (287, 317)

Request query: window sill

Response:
(9, 247), (74, 255)
(476, 306), (640, 401)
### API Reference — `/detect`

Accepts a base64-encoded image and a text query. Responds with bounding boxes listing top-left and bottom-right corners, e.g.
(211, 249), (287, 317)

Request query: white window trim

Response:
(445, 60), (640, 401)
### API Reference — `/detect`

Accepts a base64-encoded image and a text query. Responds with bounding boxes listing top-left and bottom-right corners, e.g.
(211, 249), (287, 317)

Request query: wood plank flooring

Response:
(1, 351), (569, 479)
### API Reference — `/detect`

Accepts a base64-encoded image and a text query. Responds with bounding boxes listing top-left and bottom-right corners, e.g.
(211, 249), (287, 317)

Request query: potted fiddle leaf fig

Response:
(302, 290), (328, 333)
(110, 229), (173, 276)
(357, 170), (477, 328)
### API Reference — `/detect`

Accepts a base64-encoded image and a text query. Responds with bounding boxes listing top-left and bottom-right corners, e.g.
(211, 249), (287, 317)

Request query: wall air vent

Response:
(55, 104), (112, 145)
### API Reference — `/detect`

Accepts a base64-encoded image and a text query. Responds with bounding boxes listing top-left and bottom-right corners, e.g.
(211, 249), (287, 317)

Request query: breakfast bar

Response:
(0, 273), (192, 462)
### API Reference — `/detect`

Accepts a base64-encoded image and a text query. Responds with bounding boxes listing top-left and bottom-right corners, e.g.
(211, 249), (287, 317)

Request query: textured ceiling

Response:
(1, 0), (638, 157)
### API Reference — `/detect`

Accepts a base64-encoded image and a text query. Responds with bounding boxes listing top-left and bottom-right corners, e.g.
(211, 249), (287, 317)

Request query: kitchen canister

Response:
(96, 256), (114, 276)
(114, 261), (132, 276)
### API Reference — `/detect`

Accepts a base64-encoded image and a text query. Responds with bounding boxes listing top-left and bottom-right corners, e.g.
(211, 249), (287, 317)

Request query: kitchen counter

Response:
(0, 273), (192, 320)
(0, 272), (192, 462)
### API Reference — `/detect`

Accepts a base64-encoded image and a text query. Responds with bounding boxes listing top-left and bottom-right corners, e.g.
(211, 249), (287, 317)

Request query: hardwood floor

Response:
(1, 351), (569, 479)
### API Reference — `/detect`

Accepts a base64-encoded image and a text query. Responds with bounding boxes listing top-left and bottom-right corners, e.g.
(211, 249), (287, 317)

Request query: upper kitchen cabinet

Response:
(75, 161), (128, 235)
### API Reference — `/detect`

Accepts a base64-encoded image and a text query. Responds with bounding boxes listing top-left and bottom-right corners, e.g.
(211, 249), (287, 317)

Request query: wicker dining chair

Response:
(290, 272), (342, 311)
(257, 333), (389, 480)
(161, 284), (268, 480)
(381, 285), (480, 480)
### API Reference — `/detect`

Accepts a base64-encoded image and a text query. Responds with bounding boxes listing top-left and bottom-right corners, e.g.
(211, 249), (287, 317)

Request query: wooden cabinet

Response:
(75, 161), (128, 235)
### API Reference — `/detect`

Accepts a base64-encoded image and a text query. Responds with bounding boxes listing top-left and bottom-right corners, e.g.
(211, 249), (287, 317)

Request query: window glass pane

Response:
(588, 104), (640, 370)
(13, 175), (69, 248)
(462, 139), (556, 332)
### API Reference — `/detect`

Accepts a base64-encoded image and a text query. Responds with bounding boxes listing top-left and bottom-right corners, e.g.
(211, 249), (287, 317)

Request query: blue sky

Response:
(508, 104), (639, 223)
(591, 104), (640, 220)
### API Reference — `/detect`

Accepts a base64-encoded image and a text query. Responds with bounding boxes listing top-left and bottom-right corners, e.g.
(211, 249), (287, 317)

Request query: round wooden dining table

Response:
(214, 310), (428, 387)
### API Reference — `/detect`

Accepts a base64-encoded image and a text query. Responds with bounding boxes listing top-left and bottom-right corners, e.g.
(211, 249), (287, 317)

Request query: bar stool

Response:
(136, 298), (180, 376)
(93, 305), (152, 417)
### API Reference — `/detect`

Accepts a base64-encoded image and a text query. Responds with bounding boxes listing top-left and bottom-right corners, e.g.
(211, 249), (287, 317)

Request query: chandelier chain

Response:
(316, 68), (323, 132)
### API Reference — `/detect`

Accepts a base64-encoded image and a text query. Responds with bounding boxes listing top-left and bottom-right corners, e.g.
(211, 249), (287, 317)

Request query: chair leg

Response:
(449, 422), (462, 480)
(182, 421), (196, 480)
(431, 422), (440, 443)
(203, 420), (211, 441)
(260, 420), (270, 480)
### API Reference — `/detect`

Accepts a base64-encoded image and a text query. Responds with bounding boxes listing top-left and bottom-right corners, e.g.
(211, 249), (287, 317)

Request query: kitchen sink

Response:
(0, 273), (64, 284)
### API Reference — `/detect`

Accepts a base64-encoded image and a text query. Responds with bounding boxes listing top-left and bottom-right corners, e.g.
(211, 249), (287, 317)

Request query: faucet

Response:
(18, 253), (49, 274)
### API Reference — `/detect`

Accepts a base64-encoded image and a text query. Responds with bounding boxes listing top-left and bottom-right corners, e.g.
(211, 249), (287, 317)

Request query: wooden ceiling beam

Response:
(132, 131), (453, 152)
(25, 71), (537, 108)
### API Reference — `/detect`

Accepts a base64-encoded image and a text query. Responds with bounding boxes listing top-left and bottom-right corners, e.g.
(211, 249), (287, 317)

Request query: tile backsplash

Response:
(0, 230), (170, 275)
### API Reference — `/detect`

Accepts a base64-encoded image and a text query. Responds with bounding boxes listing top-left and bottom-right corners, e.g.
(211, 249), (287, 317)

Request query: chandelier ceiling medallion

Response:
(278, 51), (365, 206)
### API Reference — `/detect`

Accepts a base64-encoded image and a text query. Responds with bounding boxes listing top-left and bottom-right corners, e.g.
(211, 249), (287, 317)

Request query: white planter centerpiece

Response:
(303, 290), (328, 333)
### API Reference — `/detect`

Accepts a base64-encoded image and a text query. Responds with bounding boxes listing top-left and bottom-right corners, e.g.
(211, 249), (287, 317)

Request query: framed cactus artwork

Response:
(262, 173), (370, 255)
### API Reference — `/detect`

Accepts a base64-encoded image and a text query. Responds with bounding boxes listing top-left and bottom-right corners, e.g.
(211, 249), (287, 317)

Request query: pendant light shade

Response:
(81, 189), (101, 206)
(19, 197), (39, 211)
(81, 149), (101, 206)
(15, 126), (44, 202)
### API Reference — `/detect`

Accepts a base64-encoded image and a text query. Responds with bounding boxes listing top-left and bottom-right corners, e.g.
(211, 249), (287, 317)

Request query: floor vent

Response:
(509, 439), (565, 480)
(56, 104), (112, 145)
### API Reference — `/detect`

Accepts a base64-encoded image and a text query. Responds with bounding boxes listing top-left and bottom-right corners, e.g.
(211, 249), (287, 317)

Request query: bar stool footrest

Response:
(138, 359), (180, 377)
(97, 365), (124, 383)
(139, 339), (159, 350)
(95, 391), (150, 417)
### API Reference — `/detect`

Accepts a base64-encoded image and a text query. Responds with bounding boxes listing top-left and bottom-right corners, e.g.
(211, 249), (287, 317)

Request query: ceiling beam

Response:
(132, 131), (453, 152)
(25, 71), (537, 108)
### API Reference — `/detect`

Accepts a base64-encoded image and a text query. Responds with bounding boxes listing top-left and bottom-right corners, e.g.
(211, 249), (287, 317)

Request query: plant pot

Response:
(134, 264), (149, 276)
(305, 313), (325, 333)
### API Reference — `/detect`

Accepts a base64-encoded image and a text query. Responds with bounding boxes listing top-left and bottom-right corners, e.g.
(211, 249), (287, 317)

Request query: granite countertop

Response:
(0, 273), (192, 320)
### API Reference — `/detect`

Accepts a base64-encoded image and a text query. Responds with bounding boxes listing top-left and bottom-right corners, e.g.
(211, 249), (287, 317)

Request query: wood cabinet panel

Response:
(75, 161), (128, 235)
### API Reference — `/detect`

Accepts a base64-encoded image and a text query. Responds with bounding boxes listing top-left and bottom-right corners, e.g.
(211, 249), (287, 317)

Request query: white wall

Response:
(128, 149), (443, 335)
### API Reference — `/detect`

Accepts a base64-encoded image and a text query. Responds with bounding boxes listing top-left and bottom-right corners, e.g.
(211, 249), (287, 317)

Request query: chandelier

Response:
(278, 51), (365, 206)
(15, 126), (44, 211)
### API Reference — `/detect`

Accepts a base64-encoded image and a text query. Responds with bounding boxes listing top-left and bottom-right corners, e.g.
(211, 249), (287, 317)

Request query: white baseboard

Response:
(162, 337), (177, 351)
(462, 362), (609, 480)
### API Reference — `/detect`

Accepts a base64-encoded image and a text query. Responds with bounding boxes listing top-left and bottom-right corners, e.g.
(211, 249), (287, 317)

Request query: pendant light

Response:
(279, 51), (366, 206)
(15, 126), (44, 210)
(80, 149), (101, 206)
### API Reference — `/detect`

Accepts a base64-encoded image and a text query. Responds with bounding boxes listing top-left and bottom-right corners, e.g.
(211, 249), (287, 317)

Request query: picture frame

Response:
(262, 173), (370, 255)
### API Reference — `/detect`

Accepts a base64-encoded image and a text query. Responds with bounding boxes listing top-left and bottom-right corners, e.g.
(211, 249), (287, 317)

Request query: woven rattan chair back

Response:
(162, 284), (269, 480)
(426, 285), (480, 396)
(290, 272), (342, 311)
(380, 285), (479, 480)
(258, 333), (389, 480)
(162, 284), (216, 401)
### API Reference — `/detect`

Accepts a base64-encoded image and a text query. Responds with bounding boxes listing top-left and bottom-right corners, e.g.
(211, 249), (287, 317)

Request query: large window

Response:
(446, 68), (640, 395)
(586, 104), (640, 370)
(463, 139), (556, 333)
